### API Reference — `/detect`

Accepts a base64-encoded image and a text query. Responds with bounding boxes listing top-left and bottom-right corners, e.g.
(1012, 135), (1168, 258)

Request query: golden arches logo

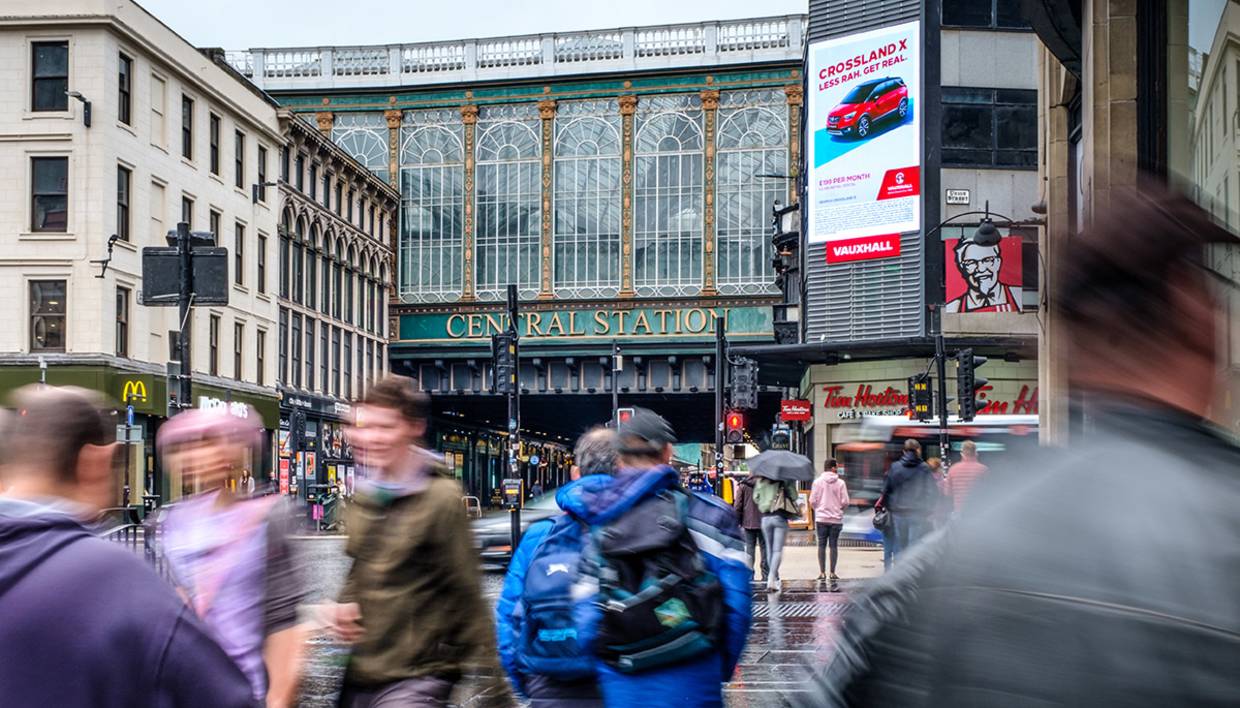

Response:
(122, 380), (148, 402)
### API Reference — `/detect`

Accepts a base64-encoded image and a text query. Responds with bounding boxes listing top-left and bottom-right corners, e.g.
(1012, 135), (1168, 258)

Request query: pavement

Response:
(291, 530), (883, 707)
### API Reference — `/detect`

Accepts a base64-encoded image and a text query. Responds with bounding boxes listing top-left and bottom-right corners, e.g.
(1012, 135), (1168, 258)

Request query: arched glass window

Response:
(307, 224), (320, 309)
(634, 94), (704, 297)
(717, 90), (787, 295)
(400, 109), (463, 303)
(293, 217), (307, 304)
(554, 100), (621, 299)
(332, 113), (389, 183)
(321, 233), (333, 316)
(476, 103), (541, 301)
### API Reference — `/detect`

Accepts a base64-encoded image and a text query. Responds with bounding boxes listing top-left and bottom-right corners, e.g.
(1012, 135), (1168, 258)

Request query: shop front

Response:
(435, 424), (571, 506)
(278, 390), (356, 499)
(803, 357), (1039, 471)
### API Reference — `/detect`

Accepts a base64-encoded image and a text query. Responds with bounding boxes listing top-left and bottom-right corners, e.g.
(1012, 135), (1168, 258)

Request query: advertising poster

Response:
(807, 21), (921, 262)
(278, 429), (289, 457)
(305, 452), (316, 482)
(944, 235), (1023, 313)
(278, 458), (290, 495)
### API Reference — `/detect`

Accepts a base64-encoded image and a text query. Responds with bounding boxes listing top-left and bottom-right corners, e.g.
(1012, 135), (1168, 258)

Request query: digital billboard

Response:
(807, 21), (922, 263)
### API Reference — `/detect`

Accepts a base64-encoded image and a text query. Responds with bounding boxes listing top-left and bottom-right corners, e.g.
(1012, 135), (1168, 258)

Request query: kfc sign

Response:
(945, 235), (1023, 313)
(780, 399), (813, 422)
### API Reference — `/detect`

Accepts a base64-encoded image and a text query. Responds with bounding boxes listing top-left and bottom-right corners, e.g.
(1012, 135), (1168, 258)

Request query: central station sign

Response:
(399, 306), (773, 344)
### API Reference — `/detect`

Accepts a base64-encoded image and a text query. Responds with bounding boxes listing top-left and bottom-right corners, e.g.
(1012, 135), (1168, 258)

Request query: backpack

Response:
(591, 488), (724, 674)
(518, 514), (594, 681)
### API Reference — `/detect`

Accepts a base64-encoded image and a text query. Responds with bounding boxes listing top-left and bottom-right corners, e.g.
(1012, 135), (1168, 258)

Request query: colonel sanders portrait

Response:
(945, 238), (1022, 313)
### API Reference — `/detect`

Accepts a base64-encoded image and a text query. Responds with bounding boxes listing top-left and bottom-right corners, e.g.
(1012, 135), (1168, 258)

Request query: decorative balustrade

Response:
(229, 15), (804, 89)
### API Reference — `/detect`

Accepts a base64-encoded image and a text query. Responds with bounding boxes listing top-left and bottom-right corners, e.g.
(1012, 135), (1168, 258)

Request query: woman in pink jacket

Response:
(809, 459), (851, 581)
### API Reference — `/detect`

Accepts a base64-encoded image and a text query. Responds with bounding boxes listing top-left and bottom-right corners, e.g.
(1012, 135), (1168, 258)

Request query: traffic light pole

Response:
(506, 284), (522, 549)
(714, 319), (727, 483)
(612, 340), (620, 423)
(933, 306), (950, 468)
(176, 221), (193, 413)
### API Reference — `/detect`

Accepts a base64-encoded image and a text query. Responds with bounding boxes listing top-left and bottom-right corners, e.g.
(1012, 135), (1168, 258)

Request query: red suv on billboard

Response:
(826, 77), (909, 140)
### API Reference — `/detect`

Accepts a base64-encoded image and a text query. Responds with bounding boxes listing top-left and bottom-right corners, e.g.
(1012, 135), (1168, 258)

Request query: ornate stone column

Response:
(618, 95), (638, 298)
(700, 89), (720, 296)
(315, 111), (334, 138)
(460, 104), (479, 302)
(384, 109), (402, 190)
(785, 84), (804, 205)
(538, 99), (557, 299)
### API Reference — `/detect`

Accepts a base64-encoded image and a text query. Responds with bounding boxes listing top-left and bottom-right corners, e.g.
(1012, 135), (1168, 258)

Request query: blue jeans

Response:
(881, 527), (895, 570)
(891, 513), (931, 560)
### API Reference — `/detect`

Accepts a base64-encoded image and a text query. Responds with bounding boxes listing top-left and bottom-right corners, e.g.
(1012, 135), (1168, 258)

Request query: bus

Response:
(833, 414), (1039, 541)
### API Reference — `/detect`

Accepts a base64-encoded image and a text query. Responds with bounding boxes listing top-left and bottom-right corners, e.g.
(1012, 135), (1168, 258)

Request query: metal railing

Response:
(226, 15), (805, 90)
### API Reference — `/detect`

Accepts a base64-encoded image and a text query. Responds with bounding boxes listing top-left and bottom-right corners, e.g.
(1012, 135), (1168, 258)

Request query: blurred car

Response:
(472, 491), (560, 565)
(827, 77), (909, 139)
(841, 505), (883, 544)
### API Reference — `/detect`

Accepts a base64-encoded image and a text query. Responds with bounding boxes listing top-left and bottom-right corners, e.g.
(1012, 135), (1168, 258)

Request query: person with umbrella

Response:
(749, 449), (815, 593)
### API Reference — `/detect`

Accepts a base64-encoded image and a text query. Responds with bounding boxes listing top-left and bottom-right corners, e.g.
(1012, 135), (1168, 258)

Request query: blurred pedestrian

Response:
(326, 376), (510, 708)
(564, 407), (751, 708)
(944, 440), (987, 513)
(733, 472), (768, 582)
(810, 459), (850, 581)
(878, 439), (941, 559)
(798, 186), (1240, 706)
(238, 468), (257, 496)
(156, 407), (305, 707)
(529, 480), (544, 498)
(496, 427), (616, 707)
(754, 474), (799, 592)
(0, 385), (255, 708)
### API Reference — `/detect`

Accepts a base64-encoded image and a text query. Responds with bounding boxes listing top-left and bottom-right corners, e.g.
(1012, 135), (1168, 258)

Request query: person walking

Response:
(732, 473), (768, 582)
(944, 440), (988, 513)
(564, 408), (751, 708)
(879, 439), (941, 559)
(809, 459), (850, 582)
(798, 187), (1240, 707)
(496, 427), (617, 707)
(325, 376), (510, 708)
(238, 468), (257, 496)
(0, 385), (255, 708)
(754, 474), (799, 593)
(155, 408), (305, 707)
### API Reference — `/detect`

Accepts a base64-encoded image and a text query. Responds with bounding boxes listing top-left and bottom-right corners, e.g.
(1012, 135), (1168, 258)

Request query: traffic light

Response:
(616, 407), (635, 426)
(907, 373), (933, 422)
(956, 348), (989, 421)
(730, 357), (759, 410)
(725, 410), (745, 444)
(491, 332), (517, 394)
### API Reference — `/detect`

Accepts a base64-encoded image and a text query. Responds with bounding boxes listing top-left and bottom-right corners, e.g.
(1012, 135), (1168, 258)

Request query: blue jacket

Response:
(562, 466), (753, 708)
(496, 516), (555, 696)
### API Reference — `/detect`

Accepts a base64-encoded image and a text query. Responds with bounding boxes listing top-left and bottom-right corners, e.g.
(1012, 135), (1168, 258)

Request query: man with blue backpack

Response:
(496, 426), (617, 707)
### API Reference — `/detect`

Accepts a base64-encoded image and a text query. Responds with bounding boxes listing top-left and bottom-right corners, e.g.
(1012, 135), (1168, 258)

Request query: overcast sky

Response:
(138, 0), (808, 49)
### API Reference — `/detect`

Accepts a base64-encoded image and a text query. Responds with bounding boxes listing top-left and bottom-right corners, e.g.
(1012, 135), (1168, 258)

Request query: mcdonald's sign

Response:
(121, 379), (148, 403)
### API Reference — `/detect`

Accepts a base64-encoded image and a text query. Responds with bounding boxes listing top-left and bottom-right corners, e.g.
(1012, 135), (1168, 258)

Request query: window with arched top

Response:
(553, 100), (622, 299)
(346, 245), (358, 324)
(279, 210), (293, 299)
(634, 94), (704, 297)
(334, 241), (345, 319)
(321, 232), (334, 316)
(307, 224), (321, 309)
(716, 90), (786, 295)
(292, 217), (307, 303)
(399, 109), (464, 303)
(332, 113), (389, 184)
(476, 103), (541, 301)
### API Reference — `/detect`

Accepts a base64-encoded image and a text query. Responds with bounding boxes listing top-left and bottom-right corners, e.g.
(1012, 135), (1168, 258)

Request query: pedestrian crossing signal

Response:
(907, 373), (932, 422)
(616, 407), (635, 425)
(725, 410), (745, 444)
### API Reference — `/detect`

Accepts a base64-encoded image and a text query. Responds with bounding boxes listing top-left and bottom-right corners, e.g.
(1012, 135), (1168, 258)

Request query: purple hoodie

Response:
(0, 498), (257, 708)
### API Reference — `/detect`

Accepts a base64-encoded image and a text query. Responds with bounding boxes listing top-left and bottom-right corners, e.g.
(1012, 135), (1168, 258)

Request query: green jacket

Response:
(753, 477), (799, 516)
(338, 468), (496, 687)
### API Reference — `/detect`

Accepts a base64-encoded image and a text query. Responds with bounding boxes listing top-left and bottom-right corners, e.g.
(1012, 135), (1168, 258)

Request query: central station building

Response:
(227, 16), (804, 503)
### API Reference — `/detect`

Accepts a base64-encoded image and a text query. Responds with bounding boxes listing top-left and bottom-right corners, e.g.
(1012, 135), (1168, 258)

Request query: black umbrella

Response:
(748, 449), (815, 483)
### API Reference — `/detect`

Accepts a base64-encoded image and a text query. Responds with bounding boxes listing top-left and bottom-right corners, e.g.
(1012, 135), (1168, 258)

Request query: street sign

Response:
(115, 425), (143, 444)
(501, 478), (523, 508)
(529, 454), (540, 466)
(140, 246), (230, 306)
(945, 188), (971, 205)
(126, 404), (135, 426)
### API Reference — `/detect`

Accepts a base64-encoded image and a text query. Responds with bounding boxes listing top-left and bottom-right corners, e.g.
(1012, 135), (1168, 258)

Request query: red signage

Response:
(825, 234), (902, 263)
(780, 399), (813, 422)
(876, 166), (921, 200)
(820, 383), (1039, 416)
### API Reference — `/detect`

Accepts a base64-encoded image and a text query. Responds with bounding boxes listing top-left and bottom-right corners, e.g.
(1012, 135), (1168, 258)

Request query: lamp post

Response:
(925, 202), (1044, 462)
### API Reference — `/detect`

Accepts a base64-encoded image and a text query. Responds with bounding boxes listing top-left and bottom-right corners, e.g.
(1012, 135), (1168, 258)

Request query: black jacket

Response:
(796, 397), (1240, 707)
(879, 452), (940, 515)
